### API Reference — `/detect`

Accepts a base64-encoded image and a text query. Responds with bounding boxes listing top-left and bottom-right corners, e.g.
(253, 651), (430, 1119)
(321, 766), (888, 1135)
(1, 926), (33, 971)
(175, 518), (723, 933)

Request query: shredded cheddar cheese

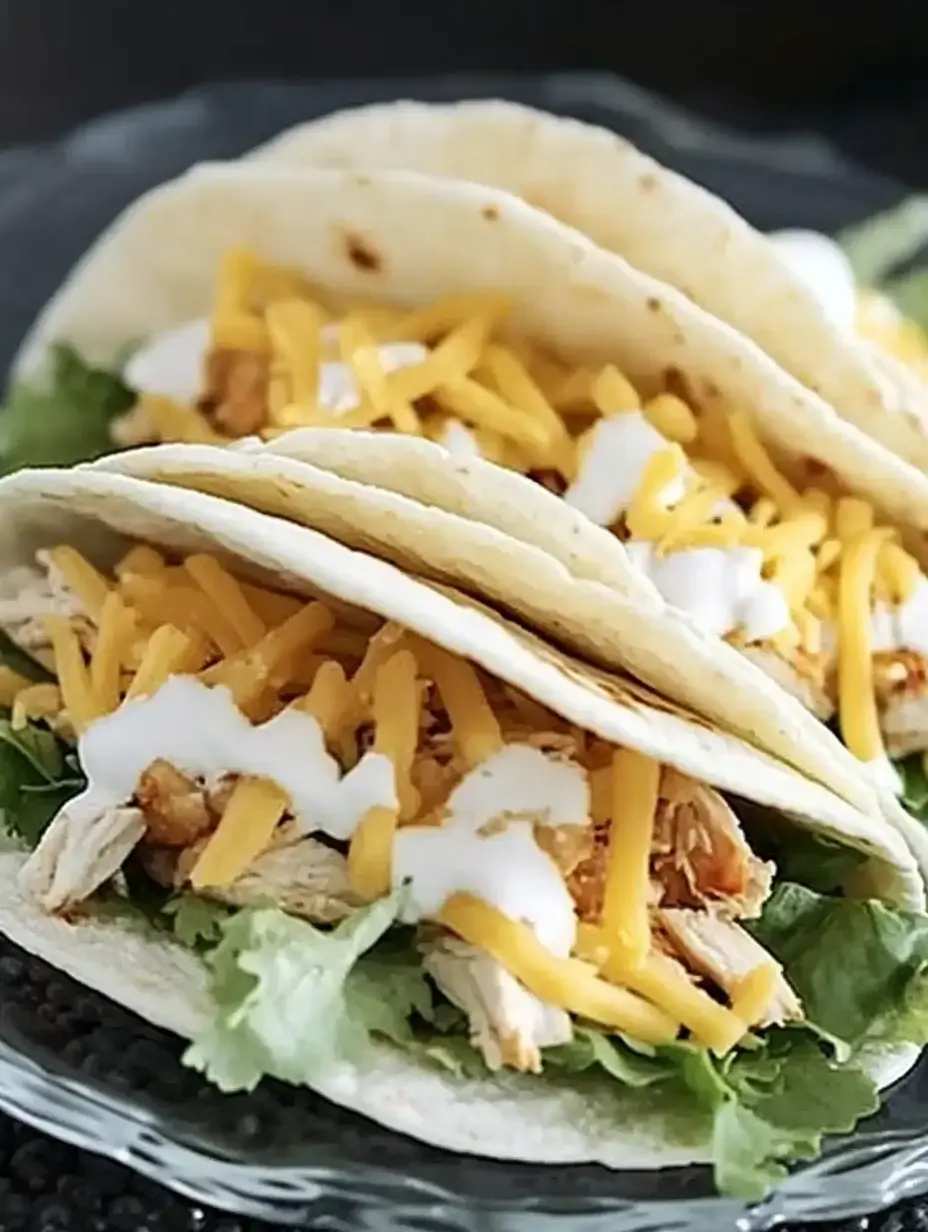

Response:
(22, 539), (805, 1059)
(601, 750), (658, 966)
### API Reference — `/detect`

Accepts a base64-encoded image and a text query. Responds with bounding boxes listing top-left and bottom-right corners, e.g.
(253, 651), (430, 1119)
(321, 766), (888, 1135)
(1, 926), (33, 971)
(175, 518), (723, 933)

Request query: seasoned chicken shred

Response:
(659, 908), (802, 1027)
(20, 806), (146, 914)
(422, 934), (572, 1072)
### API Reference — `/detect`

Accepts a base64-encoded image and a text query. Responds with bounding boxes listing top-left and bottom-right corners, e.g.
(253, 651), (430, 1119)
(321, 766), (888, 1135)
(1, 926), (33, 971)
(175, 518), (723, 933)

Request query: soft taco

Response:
(246, 98), (928, 470)
(9, 160), (928, 822)
(0, 463), (925, 1201)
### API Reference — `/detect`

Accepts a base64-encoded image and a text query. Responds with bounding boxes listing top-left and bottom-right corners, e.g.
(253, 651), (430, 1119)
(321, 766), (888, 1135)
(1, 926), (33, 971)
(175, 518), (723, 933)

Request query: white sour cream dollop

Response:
(768, 230), (858, 335)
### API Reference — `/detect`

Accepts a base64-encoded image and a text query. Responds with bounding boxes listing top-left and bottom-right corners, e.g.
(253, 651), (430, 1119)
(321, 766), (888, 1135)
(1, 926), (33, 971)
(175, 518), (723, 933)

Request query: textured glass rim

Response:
(0, 1038), (927, 1229)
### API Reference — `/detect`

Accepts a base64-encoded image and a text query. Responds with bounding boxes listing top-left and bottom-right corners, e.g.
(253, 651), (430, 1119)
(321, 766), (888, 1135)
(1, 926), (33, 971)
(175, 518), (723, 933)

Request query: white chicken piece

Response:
(20, 805), (146, 914)
(0, 553), (93, 655)
(659, 907), (802, 1027)
(204, 835), (364, 924)
(422, 934), (572, 1073)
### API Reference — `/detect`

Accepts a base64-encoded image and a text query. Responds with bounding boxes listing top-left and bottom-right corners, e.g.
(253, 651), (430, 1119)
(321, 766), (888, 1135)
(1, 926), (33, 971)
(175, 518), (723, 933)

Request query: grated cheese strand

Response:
(438, 893), (679, 1044)
(44, 615), (100, 732)
(412, 639), (503, 767)
(838, 529), (895, 763)
(190, 777), (289, 890)
(184, 555), (267, 647)
(126, 625), (197, 701)
(47, 547), (111, 620)
(730, 963), (780, 1028)
(727, 411), (802, 515)
(91, 591), (132, 715)
(601, 751), (659, 967)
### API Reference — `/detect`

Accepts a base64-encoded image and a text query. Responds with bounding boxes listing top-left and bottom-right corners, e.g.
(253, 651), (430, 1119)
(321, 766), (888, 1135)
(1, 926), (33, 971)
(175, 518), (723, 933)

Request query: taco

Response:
(10, 161), (928, 819)
(246, 98), (928, 470)
(0, 463), (925, 1201)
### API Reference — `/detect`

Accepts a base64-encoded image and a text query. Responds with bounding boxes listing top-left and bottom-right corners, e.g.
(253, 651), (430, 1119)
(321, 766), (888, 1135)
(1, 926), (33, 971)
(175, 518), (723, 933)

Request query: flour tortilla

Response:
(0, 847), (918, 1172)
(16, 161), (928, 814)
(0, 466), (921, 1172)
(249, 99), (928, 471)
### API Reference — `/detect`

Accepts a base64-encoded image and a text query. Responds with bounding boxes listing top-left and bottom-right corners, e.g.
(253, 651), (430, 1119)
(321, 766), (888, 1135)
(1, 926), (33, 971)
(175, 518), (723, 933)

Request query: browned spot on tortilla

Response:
(801, 456), (832, 483)
(703, 379), (722, 401)
(647, 296), (662, 313)
(639, 172), (658, 192)
(663, 366), (693, 402)
(343, 230), (381, 272)
(482, 204), (500, 222)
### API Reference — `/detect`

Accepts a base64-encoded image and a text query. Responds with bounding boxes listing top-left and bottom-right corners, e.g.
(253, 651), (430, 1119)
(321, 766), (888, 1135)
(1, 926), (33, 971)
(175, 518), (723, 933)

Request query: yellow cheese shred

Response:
(47, 547), (111, 620)
(730, 963), (779, 1028)
(727, 411), (801, 515)
(115, 546), (167, 578)
(411, 639), (503, 767)
(340, 315), (421, 435)
(11, 684), (62, 731)
(838, 529), (894, 763)
(184, 555), (267, 647)
(0, 666), (39, 708)
(90, 591), (133, 716)
(266, 297), (325, 417)
(190, 777), (289, 890)
(592, 365), (641, 415)
(601, 750), (659, 967)
(438, 893), (679, 1045)
(125, 624), (204, 701)
(44, 615), (100, 733)
(140, 396), (227, 445)
(643, 394), (698, 445)
(348, 648), (420, 901)
(625, 446), (685, 541)
(605, 947), (746, 1055)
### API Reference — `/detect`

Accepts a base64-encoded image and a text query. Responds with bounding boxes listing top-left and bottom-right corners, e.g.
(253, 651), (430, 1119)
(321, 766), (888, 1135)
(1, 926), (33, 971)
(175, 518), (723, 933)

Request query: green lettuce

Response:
(750, 882), (928, 1043)
(0, 717), (85, 848)
(183, 887), (424, 1091)
(0, 344), (133, 474)
(838, 198), (928, 287)
(899, 755), (928, 825)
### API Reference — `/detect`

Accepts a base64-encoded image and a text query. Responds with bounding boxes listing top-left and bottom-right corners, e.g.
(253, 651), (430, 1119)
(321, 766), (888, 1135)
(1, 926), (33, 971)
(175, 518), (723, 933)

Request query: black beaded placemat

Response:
(0, 73), (926, 1230)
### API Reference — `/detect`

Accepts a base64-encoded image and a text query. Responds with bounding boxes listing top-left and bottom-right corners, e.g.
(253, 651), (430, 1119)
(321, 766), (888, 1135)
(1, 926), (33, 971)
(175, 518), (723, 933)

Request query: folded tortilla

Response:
(0, 463), (921, 1187)
(248, 98), (928, 471)
(18, 159), (911, 823)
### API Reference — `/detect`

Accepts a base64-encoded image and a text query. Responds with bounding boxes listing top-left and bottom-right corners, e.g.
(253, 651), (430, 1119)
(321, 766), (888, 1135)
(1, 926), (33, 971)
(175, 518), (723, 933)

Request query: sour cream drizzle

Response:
(67, 683), (589, 957)
(67, 676), (396, 839)
(393, 745), (589, 957)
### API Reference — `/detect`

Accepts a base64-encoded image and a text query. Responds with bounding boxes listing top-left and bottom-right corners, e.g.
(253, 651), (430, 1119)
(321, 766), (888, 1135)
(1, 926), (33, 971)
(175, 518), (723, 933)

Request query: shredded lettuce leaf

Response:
(750, 882), (928, 1044)
(183, 887), (416, 1091)
(838, 197), (928, 286)
(0, 717), (84, 848)
(0, 344), (133, 474)
(899, 755), (928, 825)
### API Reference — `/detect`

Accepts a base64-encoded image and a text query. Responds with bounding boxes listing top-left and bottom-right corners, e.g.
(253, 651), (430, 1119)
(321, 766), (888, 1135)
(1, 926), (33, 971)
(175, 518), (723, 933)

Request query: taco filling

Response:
(22, 246), (927, 796)
(2, 534), (928, 1198)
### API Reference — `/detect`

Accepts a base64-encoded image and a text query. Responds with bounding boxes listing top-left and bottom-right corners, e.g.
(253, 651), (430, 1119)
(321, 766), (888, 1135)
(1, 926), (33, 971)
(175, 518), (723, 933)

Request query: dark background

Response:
(1, 0), (928, 184)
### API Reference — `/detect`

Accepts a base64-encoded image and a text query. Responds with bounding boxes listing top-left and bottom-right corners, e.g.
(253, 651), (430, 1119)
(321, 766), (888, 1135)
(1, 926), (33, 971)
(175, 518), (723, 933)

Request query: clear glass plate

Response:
(0, 71), (920, 1229)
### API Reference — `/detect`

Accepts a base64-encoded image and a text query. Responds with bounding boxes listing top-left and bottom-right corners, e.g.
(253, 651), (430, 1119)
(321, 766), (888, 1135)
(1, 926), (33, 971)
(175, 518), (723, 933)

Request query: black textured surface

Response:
(0, 74), (925, 1229)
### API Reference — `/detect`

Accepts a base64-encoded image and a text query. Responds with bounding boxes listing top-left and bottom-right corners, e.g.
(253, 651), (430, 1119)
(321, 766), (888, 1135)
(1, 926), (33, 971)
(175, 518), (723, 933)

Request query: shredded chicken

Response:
(134, 759), (217, 847)
(873, 650), (928, 758)
(422, 934), (572, 1072)
(659, 907), (802, 1027)
(204, 835), (362, 923)
(567, 768), (773, 922)
(20, 806), (146, 914)
(651, 768), (773, 918)
(198, 349), (269, 438)
(0, 557), (93, 655)
(742, 645), (834, 723)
